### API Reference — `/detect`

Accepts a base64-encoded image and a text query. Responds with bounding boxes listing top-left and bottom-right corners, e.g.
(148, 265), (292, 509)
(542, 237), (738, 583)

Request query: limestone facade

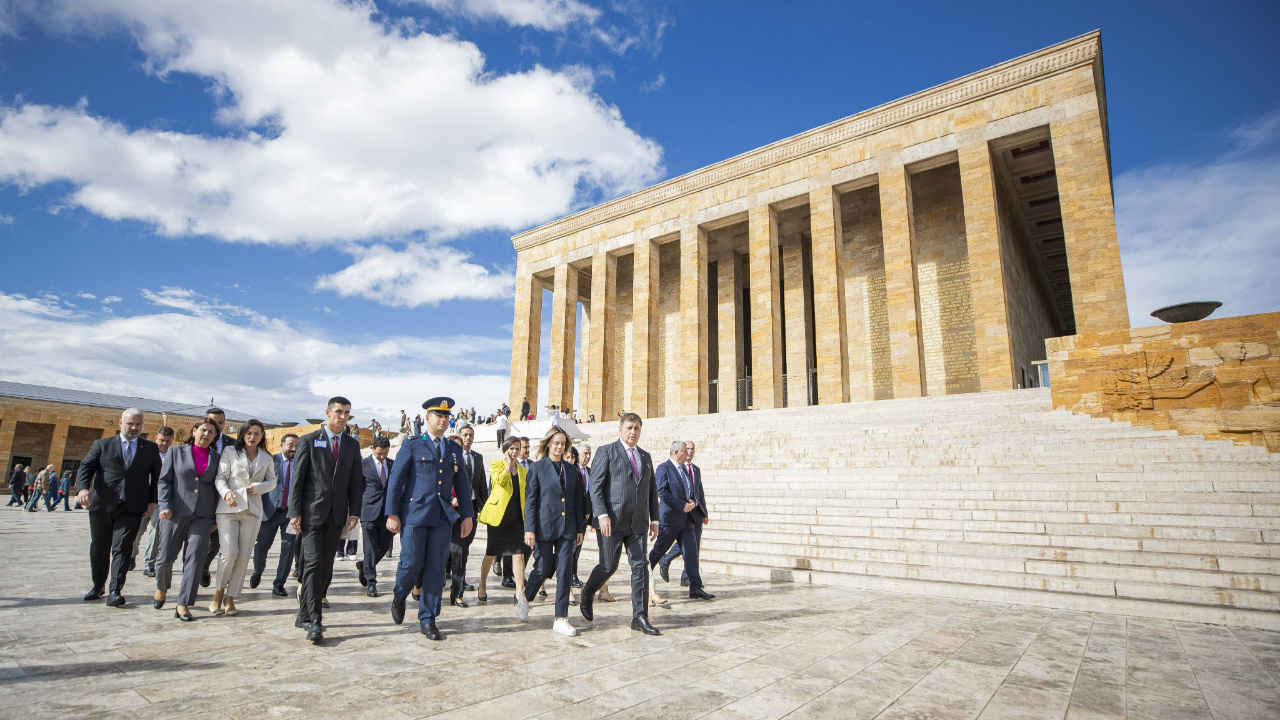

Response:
(510, 32), (1127, 420)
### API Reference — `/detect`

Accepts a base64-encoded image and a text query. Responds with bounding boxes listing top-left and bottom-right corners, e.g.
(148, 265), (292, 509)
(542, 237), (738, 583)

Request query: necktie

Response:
(466, 453), (472, 477)
(282, 461), (291, 511)
(379, 460), (387, 487)
(331, 435), (340, 464)
(123, 440), (134, 469)
(437, 438), (444, 460)
(627, 446), (640, 483)
(682, 464), (694, 496)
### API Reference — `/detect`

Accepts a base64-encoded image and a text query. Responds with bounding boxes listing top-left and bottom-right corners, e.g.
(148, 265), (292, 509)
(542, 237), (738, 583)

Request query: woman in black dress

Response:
(477, 435), (529, 611)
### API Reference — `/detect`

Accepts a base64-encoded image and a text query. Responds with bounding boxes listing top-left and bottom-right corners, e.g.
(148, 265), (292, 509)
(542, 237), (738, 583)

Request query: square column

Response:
(678, 225), (709, 415)
(547, 263), (577, 414)
(509, 271), (543, 416)
(716, 251), (742, 412)
(958, 143), (1016, 390)
(631, 239), (658, 418)
(578, 299), (590, 417)
(45, 422), (72, 475)
(809, 187), (849, 404)
(1051, 108), (1129, 333)
(586, 252), (617, 423)
(782, 233), (808, 406)
(748, 204), (784, 409)
(879, 166), (924, 398)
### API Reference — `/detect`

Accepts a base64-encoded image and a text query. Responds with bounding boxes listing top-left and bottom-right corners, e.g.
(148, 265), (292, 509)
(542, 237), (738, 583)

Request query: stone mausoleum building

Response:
(509, 31), (1125, 420)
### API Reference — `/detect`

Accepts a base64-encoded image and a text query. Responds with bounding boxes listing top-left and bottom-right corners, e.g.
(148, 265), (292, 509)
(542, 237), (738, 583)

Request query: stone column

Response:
(508, 270), (543, 418)
(748, 204), (784, 409)
(809, 187), (850, 404)
(0, 413), (15, 484)
(45, 422), (71, 476)
(548, 263), (577, 414)
(716, 251), (741, 412)
(586, 251), (617, 423)
(879, 165), (924, 398)
(1051, 108), (1129, 333)
(631, 239), (659, 418)
(678, 225), (709, 416)
(782, 232), (807, 406)
(578, 298), (591, 416)
(958, 143), (1016, 390)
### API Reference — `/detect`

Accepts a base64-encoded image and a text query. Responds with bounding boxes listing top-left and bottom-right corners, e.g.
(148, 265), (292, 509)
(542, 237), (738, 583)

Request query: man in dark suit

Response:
(288, 397), (364, 642)
(386, 397), (474, 641)
(659, 439), (710, 587)
(446, 424), (484, 606)
(648, 441), (714, 602)
(250, 433), (299, 595)
(6, 463), (25, 506)
(75, 408), (163, 606)
(520, 397), (530, 420)
(579, 412), (662, 635)
(356, 436), (394, 597)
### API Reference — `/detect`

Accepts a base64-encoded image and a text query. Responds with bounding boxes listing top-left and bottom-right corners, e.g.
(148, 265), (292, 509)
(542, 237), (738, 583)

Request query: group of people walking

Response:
(6, 462), (75, 511)
(64, 394), (713, 644)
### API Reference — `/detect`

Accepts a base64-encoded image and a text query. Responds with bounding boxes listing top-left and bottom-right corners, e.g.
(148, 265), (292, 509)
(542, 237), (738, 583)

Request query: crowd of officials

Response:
(16, 394), (712, 643)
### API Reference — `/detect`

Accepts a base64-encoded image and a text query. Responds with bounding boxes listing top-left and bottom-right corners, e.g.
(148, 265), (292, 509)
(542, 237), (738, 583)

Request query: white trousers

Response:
(215, 511), (262, 598)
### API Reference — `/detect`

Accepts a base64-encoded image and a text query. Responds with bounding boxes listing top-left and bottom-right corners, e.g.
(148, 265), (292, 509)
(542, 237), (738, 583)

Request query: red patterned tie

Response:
(331, 436), (340, 464)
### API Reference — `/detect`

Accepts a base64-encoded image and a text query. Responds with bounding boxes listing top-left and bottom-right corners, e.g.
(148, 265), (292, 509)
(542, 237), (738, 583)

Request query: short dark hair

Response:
(327, 396), (351, 410)
(234, 419), (268, 452)
(502, 435), (522, 451)
(619, 412), (643, 427)
(206, 407), (225, 417)
(156, 426), (175, 438)
(281, 433), (299, 443)
(186, 418), (220, 445)
(371, 436), (390, 449)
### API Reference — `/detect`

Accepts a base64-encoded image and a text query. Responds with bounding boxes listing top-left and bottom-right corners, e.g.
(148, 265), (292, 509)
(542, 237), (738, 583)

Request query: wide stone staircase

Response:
(577, 388), (1280, 628)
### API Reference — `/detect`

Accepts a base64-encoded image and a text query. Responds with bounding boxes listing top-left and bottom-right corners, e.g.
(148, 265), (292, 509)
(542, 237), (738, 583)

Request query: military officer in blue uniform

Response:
(386, 397), (474, 640)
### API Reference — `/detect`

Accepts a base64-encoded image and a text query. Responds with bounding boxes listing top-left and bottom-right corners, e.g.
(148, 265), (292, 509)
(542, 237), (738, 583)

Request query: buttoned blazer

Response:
(588, 439), (659, 535)
(655, 459), (696, 527)
(524, 457), (584, 542)
(689, 463), (708, 520)
(76, 435), (163, 513)
(360, 455), (393, 522)
(463, 449), (487, 509)
(287, 429), (364, 527)
(385, 434), (473, 528)
(214, 447), (278, 517)
(158, 444), (221, 519)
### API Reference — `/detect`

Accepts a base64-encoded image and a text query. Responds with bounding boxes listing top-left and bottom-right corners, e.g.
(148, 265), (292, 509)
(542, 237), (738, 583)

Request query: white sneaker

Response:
(553, 618), (578, 636)
(516, 594), (529, 621)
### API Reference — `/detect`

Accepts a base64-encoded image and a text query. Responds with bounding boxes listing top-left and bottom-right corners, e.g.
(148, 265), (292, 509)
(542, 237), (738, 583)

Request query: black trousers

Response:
(581, 528), (649, 618)
(524, 537), (576, 617)
(297, 520), (343, 625)
(88, 506), (144, 594)
(446, 516), (477, 600)
(649, 520), (703, 590)
(252, 509), (297, 589)
(361, 519), (394, 586)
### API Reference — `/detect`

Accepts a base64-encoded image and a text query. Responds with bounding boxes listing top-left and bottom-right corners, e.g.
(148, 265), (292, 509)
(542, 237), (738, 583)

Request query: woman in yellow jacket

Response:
(477, 435), (529, 609)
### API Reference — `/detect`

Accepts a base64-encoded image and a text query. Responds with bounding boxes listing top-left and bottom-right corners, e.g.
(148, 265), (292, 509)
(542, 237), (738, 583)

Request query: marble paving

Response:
(2, 509), (1279, 720)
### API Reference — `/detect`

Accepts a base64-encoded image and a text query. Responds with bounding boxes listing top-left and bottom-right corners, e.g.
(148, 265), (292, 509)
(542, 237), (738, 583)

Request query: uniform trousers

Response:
(524, 537), (575, 617)
(660, 520), (704, 584)
(297, 520), (344, 625)
(252, 508), (296, 589)
(155, 515), (214, 606)
(649, 520), (703, 590)
(581, 528), (649, 618)
(394, 523), (451, 624)
(361, 518), (394, 585)
(215, 511), (261, 598)
(88, 506), (144, 594)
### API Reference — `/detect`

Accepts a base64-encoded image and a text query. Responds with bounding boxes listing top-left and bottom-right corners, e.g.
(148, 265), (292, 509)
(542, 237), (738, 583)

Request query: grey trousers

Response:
(155, 515), (214, 607)
(581, 529), (649, 618)
(142, 517), (162, 572)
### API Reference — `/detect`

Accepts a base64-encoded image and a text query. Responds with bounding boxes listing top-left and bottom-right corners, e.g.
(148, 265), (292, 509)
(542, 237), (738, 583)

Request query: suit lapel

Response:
(317, 431), (335, 479)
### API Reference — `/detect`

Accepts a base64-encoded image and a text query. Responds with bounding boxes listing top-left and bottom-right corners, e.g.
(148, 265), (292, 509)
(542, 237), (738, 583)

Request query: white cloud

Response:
(0, 213), (12, 224)
(0, 288), (514, 423)
(101, 295), (121, 303)
(414, 0), (601, 30)
(75, 291), (96, 300)
(641, 73), (665, 93)
(1115, 111), (1280, 327)
(315, 243), (512, 307)
(0, 0), (662, 303)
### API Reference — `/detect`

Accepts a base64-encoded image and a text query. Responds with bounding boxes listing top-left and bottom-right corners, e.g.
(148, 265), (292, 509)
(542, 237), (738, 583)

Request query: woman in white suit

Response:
(209, 419), (277, 615)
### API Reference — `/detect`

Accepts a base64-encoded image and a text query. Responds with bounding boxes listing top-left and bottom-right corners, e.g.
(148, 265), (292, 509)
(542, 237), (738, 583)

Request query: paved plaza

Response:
(1, 509), (1278, 720)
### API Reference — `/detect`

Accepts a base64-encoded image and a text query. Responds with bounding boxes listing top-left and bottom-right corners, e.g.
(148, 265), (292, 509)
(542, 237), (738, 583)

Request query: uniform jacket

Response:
(524, 457), (584, 542)
(360, 454), (393, 522)
(158, 444), (221, 519)
(588, 439), (659, 536)
(479, 459), (525, 526)
(287, 428), (364, 527)
(76, 435), (163, 514)
(385, 433), (472, 528)
(214, 447), (278, 517)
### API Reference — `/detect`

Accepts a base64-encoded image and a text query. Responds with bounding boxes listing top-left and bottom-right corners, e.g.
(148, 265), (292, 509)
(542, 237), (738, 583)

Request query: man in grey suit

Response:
(579, 413), (661, 635)
(250, 433), (299, 596)
(356, 436), (394, 597)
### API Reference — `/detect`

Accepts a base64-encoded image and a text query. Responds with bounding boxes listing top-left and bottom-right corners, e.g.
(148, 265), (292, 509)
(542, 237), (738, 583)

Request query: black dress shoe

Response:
(295, 616), (309, 628)
(129, 558), (136, 571)
(680, 579), (690, 587)
(320, 598), (329, 609)
(83, 588), (105, 601)
(411, 592), (420, 602)
(143, 569), (156, 578)
(421, 623), (442, 641)
(367, 584), (379, 598)
(571, 577), (583, 589)
(105, 592), (125, 607)
(306, 623), (324, 642)
(175, 610), (195, 622)
(272, 587), (288, 597)
(464, 583), (475, 591)
(658, 561), (670, 583)
(538, 589), (547, 598)
(200, 571), (211, 588)
(355, 560), (367, 587)
(391, 600), (405, 625)
(492, 564), (501, 577)
(689, 587), (716, 600)
(501, 577), (516, 589)
(450, 597), (468, 608)
(153, 596), (166, 610)
(580, 595), (593, 622)
(249, 573), (261, 589)
(631, 614), (661, 635)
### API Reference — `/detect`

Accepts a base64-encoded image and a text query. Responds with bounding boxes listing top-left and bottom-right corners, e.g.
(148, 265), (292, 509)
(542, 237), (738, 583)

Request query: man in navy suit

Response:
(250, 433), (299, 596)
(658, 440), (709, 587)
(357, 436), (394, 597)
(75, 408), (163, 607)
(386, 397), (474, 641)
(648, 441), (714, 601)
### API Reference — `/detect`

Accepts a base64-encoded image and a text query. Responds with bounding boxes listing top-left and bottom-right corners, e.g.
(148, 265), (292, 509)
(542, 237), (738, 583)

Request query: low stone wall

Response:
(1046, 312), (1280, 451)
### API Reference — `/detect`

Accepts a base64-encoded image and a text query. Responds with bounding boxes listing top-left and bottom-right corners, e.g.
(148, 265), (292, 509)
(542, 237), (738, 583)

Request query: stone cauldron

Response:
(1151, 301), (1222, 323)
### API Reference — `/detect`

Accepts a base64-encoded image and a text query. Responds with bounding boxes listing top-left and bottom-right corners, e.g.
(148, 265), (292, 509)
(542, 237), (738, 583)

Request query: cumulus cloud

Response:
(1115, 111), (1280, 327)
(0, 289), (513, 422)
(315, 242), (512, 307)
(413, 0), (601, 30)
(0, 0), (662, 305)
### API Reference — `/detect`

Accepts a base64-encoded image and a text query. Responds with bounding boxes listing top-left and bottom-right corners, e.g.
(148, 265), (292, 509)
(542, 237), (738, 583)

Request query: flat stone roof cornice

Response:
(512, 30), (1102, 252)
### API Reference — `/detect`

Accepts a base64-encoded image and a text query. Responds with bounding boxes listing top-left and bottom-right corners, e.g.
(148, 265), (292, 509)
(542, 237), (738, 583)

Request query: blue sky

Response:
(0, 0), (1277, 422)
